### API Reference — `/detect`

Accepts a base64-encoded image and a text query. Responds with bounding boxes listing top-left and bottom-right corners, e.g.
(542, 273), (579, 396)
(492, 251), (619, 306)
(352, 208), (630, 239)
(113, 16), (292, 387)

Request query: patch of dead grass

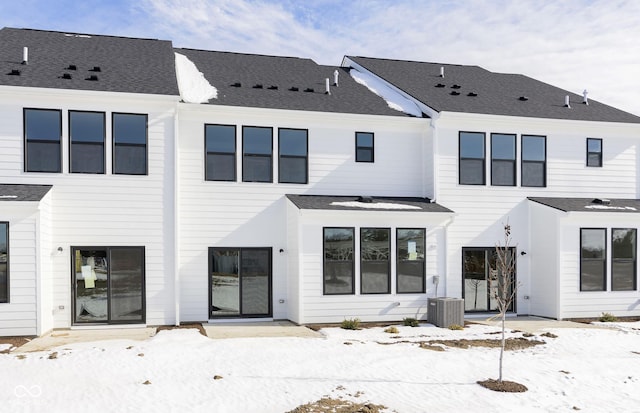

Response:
(286, 397), (387, 413)
(477, 379), (528, 392)
(0, 336), (32, 353)
(156, 323), (207, 336)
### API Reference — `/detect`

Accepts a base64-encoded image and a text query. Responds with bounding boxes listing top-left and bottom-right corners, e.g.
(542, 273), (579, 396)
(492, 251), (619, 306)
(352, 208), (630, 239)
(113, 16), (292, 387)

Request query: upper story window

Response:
(459, 132), (485, 185)
(586, 138), (602, 167)
(521, 135), (546, 187)
(24, 108), (62, 173)
(612, 228), (637, 291)
(113, 113), (147, 175)
(360, 228), (390, 294)
(205, 124), (236, 181)
(323, 227), (355, 295)
(0, 222), (8, 303)
(69, 111), (105, 174)
(278, 128), (308, 184)
(397, 228), (425, 293)
(355, 132), (374, 163)
(242, 126), (272, 183)
(491, 133), (516, 186)
(580, 228), (606, 291)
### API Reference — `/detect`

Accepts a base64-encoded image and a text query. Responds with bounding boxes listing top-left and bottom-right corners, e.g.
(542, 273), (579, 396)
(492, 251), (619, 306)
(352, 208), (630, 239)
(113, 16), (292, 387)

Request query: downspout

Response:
(441, 215), (455, 298)
(173, 103), (181, 326)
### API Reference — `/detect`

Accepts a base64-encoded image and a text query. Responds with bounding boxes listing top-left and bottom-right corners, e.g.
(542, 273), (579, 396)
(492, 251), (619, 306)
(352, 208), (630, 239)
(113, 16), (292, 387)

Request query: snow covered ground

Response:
(1, 322), (639, 413)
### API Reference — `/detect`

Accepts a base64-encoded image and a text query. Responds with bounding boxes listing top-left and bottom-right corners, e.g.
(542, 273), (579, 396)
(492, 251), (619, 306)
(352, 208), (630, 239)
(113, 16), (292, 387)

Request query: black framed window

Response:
(491, 133), (516, 186)
(24, 108), (62, 173)
(459, 132), (485, 185)
(242, 126), (272, 182)
(521, 135), (546, 187)
(323, 227), (354, 295)
(70, 111), (105, 174)
(580, 228), (606, 291)
(278, 128), (308, 184)
(206, 124), (236, 181)
(0, 222), (8, 303)
(612, 228), (637, 291)
(361, 228), (390, 294)
(397, 228), (425, 293)
(113, 113), (147, 175)
(462, 247), (516, 312)
(355, 132), (374, 163)
(587, 138), (602, 167)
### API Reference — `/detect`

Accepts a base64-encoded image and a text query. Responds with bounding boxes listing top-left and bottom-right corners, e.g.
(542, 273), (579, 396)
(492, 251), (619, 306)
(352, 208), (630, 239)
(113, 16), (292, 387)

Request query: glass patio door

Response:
(209, 248), (272, 318)
(462, 247), (515, 312)
(72, 247), (145, 324)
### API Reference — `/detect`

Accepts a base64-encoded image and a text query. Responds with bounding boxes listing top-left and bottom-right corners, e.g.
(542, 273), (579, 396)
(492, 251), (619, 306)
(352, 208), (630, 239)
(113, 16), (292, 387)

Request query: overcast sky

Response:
(1, 0), (639, 116)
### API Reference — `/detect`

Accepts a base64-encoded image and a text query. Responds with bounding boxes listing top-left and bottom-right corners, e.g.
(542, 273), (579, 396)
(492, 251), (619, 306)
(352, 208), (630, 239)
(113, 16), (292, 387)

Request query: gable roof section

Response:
(286, 194), (452, 213)
(0, 28), (179, 96)
(175, 48), (412, 116)
(528, 197), (640, 213)
(347, 56), (640, 123)
(0, 184), (52, 201)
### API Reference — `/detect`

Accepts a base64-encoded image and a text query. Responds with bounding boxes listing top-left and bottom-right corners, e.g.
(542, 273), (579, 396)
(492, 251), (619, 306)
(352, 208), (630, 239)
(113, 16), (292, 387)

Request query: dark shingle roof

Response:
(286, 194), (452, 213)
(0, 184), (52, 201)
(0, 28), (179, 96)
(528, 197), (640, 213)
(347, 56), (640, 123)
(175, 48), (413, 116)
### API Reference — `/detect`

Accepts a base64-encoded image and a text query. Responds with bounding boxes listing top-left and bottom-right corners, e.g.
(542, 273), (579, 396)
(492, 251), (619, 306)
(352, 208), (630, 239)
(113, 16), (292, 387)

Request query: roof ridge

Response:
(174, 47), (316, 63)
(348, 55), (482, 69)
(2, 27), (167, 43)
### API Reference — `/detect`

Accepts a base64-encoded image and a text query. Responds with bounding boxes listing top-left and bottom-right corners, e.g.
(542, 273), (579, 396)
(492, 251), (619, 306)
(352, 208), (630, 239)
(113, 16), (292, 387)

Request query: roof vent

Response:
(450, 91), (460, 96)
(304, 88), (314, 93)
(440, 66), (444, 78)
(451, 84), (461, 89)
(592, 198), (611, 205)
(334, 69), (339, 86)
(325, 78), (331, 95)
(8, 69), (21, 76)
(89, 66), (101, 72)
(86, 75), (99, 81)
(62, 73), (72, 79)
(253, 84), (263, 89)
(519, 96), (529, 101)
(357, 196), (373, 203)
(435, 83), (445, 88)
(67, 64), (77, 70)
(231, 82), (241, 87)
(268, 85), (278, 90)
(22, 47), (28, 65)
(564, 95), (571, 108)
(583, 89), (589, 105)
(289, 87), (299, 92)
(467, 92), (478, 97)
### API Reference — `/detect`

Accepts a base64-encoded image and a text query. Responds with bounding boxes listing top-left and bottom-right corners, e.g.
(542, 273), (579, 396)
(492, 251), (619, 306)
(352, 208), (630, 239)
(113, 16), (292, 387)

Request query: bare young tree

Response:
(493, 222), (517, 383)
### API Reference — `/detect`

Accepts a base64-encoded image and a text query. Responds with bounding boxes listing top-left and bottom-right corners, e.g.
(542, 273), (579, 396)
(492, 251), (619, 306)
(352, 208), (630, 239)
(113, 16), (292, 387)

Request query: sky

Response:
(1, 0), (639, 116)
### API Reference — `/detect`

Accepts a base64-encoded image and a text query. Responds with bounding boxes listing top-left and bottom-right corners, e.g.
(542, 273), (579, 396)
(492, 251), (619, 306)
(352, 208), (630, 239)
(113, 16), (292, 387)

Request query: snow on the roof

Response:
(349, 68), (422, 117)
(584, 205), (637, 211)
(174, 53), (218, 103)
(330, 201), (421, 210)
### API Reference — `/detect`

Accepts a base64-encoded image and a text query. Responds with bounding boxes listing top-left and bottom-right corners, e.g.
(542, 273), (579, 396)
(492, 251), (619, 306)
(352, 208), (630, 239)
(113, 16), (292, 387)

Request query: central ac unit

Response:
(427, 297), (464, 328)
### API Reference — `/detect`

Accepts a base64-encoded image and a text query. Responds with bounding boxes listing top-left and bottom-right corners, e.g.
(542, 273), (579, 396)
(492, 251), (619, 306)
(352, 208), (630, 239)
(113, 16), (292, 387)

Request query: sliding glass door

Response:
(72, 246), (145, 324)
(462, 247), (515, 312)
(209, 247), (272, 318)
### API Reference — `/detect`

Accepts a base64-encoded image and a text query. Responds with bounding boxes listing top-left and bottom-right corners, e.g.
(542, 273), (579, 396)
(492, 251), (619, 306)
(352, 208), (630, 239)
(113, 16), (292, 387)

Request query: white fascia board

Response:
(0, 85), (181, 104)
(342, 57), (440, 120)
(297, 208), (454, 222)
(436, 110), (640, 135)
(176, 101), (427, 128)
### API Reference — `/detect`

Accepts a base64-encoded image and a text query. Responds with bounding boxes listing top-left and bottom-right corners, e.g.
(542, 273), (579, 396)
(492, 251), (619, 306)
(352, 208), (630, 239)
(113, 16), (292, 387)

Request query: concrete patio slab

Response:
(16, 327), (157, 353)
(468, 316), (608, 334)
(203, 320), (323, 339)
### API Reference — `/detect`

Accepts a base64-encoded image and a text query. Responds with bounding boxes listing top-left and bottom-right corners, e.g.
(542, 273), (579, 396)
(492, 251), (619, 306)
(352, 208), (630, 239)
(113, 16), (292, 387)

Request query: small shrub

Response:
(403, 317), (420, 327)
(384, 326), (399, 334)
(341, 318), (361, 330)
(599, 312), (618, 322)
(448, 324), (464, 331)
